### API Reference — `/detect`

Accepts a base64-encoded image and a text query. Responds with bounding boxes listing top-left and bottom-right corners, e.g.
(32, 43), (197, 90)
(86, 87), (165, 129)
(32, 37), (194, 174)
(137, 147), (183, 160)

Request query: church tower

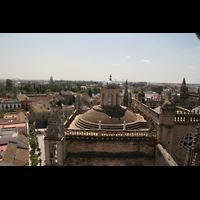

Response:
(100, 75), (120, 107)
(50, 76), (54, 85)
(123, 80), (128, 108)
(44, 97), (65, 165)
(180, 77), (188, 100)
(138, 87), (145, 103)
(156, 93), (176, 165)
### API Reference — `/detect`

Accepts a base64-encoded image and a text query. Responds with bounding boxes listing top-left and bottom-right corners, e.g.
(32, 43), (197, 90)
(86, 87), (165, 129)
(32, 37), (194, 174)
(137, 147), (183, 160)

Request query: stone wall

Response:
(28, 111), (50, 128)
(65, 139), (156, 166)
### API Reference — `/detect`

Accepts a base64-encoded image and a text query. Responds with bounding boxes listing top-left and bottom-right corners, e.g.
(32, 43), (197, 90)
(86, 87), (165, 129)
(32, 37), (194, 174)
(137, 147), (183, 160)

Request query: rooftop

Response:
(0, 142), (29, 166)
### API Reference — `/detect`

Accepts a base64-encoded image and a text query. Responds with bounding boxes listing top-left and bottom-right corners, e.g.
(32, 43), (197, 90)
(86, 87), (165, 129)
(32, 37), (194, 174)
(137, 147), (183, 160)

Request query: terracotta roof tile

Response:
(1, 142), (17, 163)
(14, 148), (29, 166)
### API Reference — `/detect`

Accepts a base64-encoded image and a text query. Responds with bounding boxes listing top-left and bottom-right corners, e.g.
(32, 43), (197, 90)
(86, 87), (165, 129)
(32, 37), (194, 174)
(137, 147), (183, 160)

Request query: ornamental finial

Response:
(109, 75), (112, 81)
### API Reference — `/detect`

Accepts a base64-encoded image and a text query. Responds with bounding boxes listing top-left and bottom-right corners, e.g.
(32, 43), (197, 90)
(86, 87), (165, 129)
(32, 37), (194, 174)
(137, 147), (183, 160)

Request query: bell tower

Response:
(100, 75), (120, 108)
(180, 77), (188, 100)
(123, 80), (128, 107)
(44, 97), (65, 165)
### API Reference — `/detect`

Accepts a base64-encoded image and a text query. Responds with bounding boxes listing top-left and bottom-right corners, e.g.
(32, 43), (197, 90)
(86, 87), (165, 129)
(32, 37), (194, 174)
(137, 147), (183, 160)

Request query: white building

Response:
(0, 99), (21, 110)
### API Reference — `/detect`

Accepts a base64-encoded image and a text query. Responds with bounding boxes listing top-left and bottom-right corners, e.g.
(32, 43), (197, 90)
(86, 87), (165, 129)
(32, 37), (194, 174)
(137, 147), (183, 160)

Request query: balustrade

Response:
(65, 129), (156, 140)
(174, 112), (200, 123)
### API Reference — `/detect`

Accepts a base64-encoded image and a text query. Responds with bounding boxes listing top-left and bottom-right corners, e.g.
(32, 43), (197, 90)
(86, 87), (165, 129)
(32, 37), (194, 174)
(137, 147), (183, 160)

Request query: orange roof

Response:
(4, 114), (17, 119)
(0, 122), (26, 128)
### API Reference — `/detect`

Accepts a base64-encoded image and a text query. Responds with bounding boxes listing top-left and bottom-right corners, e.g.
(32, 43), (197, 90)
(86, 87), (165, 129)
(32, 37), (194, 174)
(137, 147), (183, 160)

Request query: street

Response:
(36, 129), (46, 166)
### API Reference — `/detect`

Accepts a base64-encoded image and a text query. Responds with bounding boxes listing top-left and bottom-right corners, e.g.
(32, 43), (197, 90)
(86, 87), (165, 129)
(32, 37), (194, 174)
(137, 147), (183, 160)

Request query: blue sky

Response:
(0, 33), (199, 83)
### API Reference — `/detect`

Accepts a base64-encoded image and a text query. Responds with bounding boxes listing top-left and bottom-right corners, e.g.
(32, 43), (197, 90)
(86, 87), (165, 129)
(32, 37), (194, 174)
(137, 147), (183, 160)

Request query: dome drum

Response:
(73, 105), (147, 130)
(100, 75), (120, 107)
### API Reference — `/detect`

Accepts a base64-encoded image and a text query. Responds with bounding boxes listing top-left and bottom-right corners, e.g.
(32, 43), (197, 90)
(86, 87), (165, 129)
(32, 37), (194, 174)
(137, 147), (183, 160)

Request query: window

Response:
(108, 94), (113, 106)
(179, 133), (193, 149)
(115, 94), (118, 106)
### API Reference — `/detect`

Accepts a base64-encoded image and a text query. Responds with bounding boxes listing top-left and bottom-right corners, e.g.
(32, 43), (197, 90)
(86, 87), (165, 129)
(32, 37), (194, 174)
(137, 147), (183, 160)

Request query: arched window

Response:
(115, 94), (118, 106)
(179, 133), (193, 149)
(108, 94), (113, 106)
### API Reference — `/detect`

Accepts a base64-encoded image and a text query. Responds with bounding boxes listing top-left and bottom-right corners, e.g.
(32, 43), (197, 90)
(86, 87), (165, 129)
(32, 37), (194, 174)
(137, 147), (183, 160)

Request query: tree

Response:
(30, 155), (39, 166)
(93, 86), (100, 94)
(6, 79), (13, 90)
(88, 88), (92, 97)
(133, 88), (140, 93)
(145, 85), (163, 94)
(67, 95), (74, 105)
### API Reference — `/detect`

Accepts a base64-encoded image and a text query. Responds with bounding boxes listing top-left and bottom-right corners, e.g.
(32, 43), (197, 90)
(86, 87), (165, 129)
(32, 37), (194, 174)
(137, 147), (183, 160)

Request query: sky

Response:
(0, 33), (199, 83)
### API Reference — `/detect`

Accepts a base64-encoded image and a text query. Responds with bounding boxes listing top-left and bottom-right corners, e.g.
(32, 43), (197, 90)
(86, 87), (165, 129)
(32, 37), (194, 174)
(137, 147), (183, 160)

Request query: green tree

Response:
(30, 155), (39, 166)
(88, 88), (92, 97)
(67, 95), (74, 105)
(133, 88), (140, 93)
(93, 86), (100, 94)
(6, 79), (13, 90)
(145, 86), (163, 94)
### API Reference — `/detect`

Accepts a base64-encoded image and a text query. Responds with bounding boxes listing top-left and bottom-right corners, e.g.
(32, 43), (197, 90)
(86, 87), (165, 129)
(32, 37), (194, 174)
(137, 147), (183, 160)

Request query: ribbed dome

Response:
(74, 105), (147, 130)
(102, 75), (120, 89)
(81, 105), (137, 124)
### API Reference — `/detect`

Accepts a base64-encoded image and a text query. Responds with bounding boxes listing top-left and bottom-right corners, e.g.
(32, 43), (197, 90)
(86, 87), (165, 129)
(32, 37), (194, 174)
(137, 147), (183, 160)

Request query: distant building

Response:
(0, 110), (29, 166)
(50, 76), (54, 85)
(18, 95), (32, 111)
(0, 99), (21, 111)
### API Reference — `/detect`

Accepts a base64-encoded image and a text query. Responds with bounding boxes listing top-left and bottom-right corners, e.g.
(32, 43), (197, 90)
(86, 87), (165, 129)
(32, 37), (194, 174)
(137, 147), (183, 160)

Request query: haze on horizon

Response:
(0, 33), (199, 83)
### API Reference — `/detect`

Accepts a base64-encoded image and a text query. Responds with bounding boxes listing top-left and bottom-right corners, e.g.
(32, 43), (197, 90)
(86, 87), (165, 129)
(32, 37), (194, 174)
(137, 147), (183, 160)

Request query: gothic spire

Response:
(123, 79), (128, 107)
(182, 77), (186, 86)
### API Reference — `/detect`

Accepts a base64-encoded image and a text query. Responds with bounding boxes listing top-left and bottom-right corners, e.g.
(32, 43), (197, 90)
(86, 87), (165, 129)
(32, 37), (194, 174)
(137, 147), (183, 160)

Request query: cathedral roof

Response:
(80, 105), (137, 125)
(102, 75), (120, 89)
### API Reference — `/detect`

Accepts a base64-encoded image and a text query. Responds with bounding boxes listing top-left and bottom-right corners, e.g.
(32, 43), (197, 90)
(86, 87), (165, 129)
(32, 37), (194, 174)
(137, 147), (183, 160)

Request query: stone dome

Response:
(74, 105), (147, 130)
(102, 75), (120, 89)
(81, 105), (137, 124)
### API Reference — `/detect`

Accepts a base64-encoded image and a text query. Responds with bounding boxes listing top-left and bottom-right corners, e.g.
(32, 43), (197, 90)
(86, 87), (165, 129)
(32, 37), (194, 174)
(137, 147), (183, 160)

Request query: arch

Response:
(108, 94), (113, 106)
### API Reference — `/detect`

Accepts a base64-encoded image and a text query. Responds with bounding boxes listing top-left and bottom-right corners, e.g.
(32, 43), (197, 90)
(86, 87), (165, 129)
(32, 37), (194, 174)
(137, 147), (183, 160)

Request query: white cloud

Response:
(196, 46), (200, 50)
(114, 63), (120, 66)
(126, 55), (131, 58)
(191, 71), (196, 74)
(141, 59), (152, 64)
(188, 66), (195, 70)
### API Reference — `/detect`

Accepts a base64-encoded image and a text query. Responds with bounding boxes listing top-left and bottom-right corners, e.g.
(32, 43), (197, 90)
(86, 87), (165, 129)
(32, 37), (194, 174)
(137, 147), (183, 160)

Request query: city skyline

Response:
(0, 33), (200, 83)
